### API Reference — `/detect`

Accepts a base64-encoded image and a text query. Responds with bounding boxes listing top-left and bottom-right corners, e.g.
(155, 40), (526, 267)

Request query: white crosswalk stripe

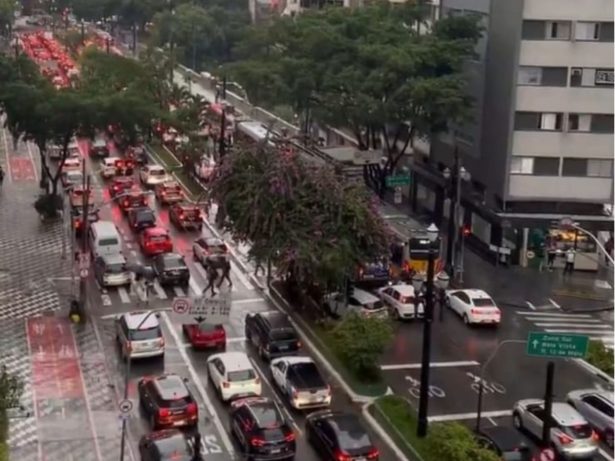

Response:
(173, 286), (186, 297)
(118, 286), (131, 303)
(517, 311), (614, 349)
(152, 280), (167, 299)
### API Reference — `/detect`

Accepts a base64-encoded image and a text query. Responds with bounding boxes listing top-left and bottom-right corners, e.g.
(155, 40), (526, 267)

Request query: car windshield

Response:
(363, 300), (384, 310)
(399, 295), (415, 304)
(252, 404), (283, 428)
(137, 211), (154, 221)
(227, 369), (256, 382)
(155, 434), (193, 460)
(563, 424), (593, 439)
(150, 169), (166, 176)
(163, 257), (185, 269)
(337, 427), (371, 451)
(270, 328), (297, 341)
(197, 324), (221, 333)
(129, 326), (161, 341)
(150, 235), (169, 243)
(99, 238), (119, 246)
(472, 298), (495, 307)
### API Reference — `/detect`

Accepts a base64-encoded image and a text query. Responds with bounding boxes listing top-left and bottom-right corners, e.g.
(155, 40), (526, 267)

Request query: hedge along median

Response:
(146, 142), (204, 201)
(586, 340), (614, 376)
(371, 396), (500, 461)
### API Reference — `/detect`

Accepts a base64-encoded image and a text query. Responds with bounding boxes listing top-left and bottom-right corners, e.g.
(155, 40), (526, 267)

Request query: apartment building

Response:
(409, 0), (614, 265)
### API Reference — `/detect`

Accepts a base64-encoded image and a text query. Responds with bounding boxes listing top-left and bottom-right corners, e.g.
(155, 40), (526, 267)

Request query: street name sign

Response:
(386, 175), (411, 187)
(526, 332), (589, 359)
(173, 294), (231, 324)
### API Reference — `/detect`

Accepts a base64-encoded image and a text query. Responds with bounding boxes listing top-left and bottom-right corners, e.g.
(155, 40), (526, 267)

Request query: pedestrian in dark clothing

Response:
(204, 264), (218, 296)
(254, 260), (265, 277)
(0, 165), (4, 185)
(218, 259), (232, 289)
(547, 243), (557, 270)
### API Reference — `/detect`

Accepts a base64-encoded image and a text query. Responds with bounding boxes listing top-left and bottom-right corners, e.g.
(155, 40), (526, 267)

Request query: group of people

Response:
(203, 258), (232, 296)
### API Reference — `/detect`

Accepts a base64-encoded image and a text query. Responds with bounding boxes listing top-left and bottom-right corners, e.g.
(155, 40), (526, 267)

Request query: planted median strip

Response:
(372, 396), (500, 461)
(146, 142), (204, 201)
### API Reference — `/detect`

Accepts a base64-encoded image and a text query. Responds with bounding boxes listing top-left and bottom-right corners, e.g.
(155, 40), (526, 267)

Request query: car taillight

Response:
(284, 432), (295, 442)
(558, 433), (574, 445)
(296, 341), (302, 349)
(255, 377), (261, 385)
(179, 213), (184, 219)
(367, 448), (379, 459)
(591, 430), (600, 442)
(158, 408), (170, 418)
(113, 185), (119, 191)
(334, 450), (352, 461)
(122, 200), (129, 207)
(126, 342), (132, 352)
(250, 437), (266, 447)
(186, 402), (197, 415)
(470, 308), (482, 315)
(291, 387), (298, 400)
(222, 381), (230, 388)
(158, 338), (165, 347)
(74, 220), (82, 229)
(326, 384), (331, 395)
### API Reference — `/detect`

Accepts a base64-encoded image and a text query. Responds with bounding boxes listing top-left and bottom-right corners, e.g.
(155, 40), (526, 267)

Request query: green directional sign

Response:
(386, 175), (411, 187)
(526, 332), (589, 359)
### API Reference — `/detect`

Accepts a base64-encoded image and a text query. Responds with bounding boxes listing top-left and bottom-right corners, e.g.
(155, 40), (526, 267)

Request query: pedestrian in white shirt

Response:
(563, 248), (575, 275)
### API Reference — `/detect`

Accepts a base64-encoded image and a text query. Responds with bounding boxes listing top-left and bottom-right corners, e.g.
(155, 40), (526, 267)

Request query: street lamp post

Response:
(443, 146), (471, 283)
(218, 75), (228, 158)
(416, 223), (441, 438)
(560, 218), (615, 266)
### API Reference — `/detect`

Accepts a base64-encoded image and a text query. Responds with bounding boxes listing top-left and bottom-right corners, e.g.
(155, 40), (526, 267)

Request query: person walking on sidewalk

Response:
(217, 259), (232, 289)
(563, 248), (576, 275)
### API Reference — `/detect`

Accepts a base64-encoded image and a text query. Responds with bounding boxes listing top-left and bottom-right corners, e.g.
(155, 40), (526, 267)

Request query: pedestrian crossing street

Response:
(97, 257), (255, 307)
(517, 310), (614, 349)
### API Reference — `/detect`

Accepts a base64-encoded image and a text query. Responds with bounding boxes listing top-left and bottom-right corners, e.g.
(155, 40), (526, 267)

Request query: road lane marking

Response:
(99, 307), (172, 320)
(152, 280), (167, 299)
(545, 328), (614, 334)
(101, 294), (112, 306)
(599, 448), (614, 461)
(24, 316), (43, 461)
(548, 298), (562, 309)
(381, 361), (480, 370)
(536, 322), (608, 327)
(173, 286), (186, 297)
(428, 410), (512, 422)
(160, 312), (235, 456)
(189, 277), (202, 296)
(232, 298), (264, 305)
(518, 311), (592, 318)
(118, 287), (131, 303)
(525, 301), (536, 310)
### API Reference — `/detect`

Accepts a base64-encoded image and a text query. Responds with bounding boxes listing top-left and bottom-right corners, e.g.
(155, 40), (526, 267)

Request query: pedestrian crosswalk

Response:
(517, 311), (614, 349)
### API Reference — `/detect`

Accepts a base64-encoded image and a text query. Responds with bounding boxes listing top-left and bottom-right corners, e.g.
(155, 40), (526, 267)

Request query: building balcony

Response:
(523, 0), (614, 21)
(508, 175), (612, 202)
(515, 86), (614, 114)
(512, 131), (613, 158)
(519, 41), (613, 68)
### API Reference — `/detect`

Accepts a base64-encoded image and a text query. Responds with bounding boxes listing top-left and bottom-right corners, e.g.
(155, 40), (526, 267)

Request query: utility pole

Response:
(446, 145), (459, 276)
(77, 163), (90, 322)
(417, 237), (436, 437)
(218, 76), (227, 158)
(542, 362), (555, 446)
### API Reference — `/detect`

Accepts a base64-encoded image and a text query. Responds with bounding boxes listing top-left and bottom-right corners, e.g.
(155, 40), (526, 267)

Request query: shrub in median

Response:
(329, 313), (393, 381)
(425, 421), (500, 461)
(587, 340), (614, 376)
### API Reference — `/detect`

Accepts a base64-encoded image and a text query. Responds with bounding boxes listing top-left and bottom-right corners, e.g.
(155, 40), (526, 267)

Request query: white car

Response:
(68, 140), (81, 157)
(378, 284), (424, 320)
(63, 157), (82, 172)
(323, 288), (388, 319)
(270, 356), (332, 410)
(115, 311), (165, 361)
(445, 289), (501, 326)
(207, 352), (262, 402)
(48, 144), (62, 160)
(140, 164), (170, 187)
(101, 157), (120, 179)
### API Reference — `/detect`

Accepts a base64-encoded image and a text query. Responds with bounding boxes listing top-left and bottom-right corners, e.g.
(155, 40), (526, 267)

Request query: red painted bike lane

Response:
(26, 316), (102, 461)
(9, 156), (37, 182)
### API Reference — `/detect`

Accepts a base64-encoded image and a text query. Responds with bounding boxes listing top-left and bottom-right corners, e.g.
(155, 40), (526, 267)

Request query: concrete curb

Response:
(363, 402), (412, 461)
(574, 358), (615, 385)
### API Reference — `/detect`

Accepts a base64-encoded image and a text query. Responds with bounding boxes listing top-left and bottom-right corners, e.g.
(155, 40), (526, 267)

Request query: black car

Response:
(245, 311), (301, 361)
(128, 207), (156, 232)
(138, 429), (197, 461)
(153, 253), (190, 287)
(475, 427), (532, 461)
(306, 411), (379, 461)
(138, 374), (199, 429)
(229, 397), (296, 460)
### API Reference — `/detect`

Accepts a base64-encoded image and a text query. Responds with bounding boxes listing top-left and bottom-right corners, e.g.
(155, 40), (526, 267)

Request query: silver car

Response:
(567, 389), (614, 448)
(512, 399), (599, 460)
(115, 311), (165, 361)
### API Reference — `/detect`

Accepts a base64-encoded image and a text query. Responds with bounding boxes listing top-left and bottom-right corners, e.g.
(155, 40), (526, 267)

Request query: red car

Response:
(155, 181), (184, 205)
(139, 227), (173, 256)
(169, 203), (203, 231)
(109, 177), (135, 198)
(182, 323), (226, 350)
(119, 190), (149, 213)
(114, 158), (135, 176)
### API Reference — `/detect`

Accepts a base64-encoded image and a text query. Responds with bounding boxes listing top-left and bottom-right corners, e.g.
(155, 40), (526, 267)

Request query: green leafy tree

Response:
(209, 143), (391, 291)
(0, 364), (24, 456)
(587, 340), (614, 376)
(330, 313), (393, 380)
(0, 0), (15, 36)
(425, 422), (500, 461)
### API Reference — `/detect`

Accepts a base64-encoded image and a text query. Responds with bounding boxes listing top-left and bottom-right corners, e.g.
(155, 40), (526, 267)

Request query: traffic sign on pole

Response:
(79, 252), (90, 270)
(386, 175), (411, 187)
(172, 297), (192, 315)
(80, 268), (89, 279)
(526, 332), (589, 359)
(174, 294), (231, 324)
(119, 399), (133, 414)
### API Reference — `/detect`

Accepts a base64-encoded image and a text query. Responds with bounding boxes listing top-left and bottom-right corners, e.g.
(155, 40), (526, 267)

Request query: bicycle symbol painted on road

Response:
(405, 376), (446, 399)
(466, 372), (506, 394)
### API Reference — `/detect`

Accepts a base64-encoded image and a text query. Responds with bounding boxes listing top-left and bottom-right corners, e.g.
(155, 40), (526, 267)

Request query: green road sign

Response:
(526, 332), (589, 359)
(386, 175), (411, 187)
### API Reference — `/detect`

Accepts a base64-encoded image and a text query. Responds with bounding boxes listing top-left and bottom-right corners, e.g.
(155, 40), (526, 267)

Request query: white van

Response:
(88, 221), (122, 257)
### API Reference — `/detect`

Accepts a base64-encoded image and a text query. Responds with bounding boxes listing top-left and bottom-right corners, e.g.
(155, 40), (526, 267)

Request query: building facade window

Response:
(546, 21), (571, 39)
(590, 114), (615, 133)
(514, 112), (563, 131)
(517, 66), (567, 86)
(562, 158), (613, 177)
(571, 68), (614, 87)
(568, 114), (592, 132)
(575, 22), (600, 40)
(510, 157), (560, 175)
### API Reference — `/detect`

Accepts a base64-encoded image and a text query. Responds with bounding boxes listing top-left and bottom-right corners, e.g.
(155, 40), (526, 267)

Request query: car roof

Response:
(389, 284), (416, 295)
(101, 253), (126, 264)
(159, 252), (184, 262)
(104, 157), (121, 164)
(144, 227), (168, 236)
(568, 389), (614, 404)
(276, 356), (313, 366)
(324, 412), (365, 435)
(148, 164), (165, 171)
(152, 374), (189, 400)
(551, 402), (588, 426)
(123, 311), (160, 330)
(352, 288), (380, 303)
(458, 289), (492, 299)
(114, 176), (133, 183)
(478, 426), (527, 449)
(211, 352), (253, 372)
(204, 238), (225, 246)
(161, 181), (179, 188)
(258, 310), (292, 328)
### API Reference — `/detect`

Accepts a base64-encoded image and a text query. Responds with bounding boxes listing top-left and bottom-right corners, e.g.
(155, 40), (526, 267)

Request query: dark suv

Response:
(229, 397), (296, 460)
(245, 311), (301, 361)
(138, 374), (198, 430)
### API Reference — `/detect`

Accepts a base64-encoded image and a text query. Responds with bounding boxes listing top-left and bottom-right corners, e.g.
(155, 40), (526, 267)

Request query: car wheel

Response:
(512, 412), (523, 430)
(463, 314), (471, 325)
(392, 309), (400, 321)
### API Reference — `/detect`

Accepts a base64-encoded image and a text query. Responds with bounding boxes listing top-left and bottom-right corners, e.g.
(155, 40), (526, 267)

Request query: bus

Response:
(236, 121), (276, 147)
